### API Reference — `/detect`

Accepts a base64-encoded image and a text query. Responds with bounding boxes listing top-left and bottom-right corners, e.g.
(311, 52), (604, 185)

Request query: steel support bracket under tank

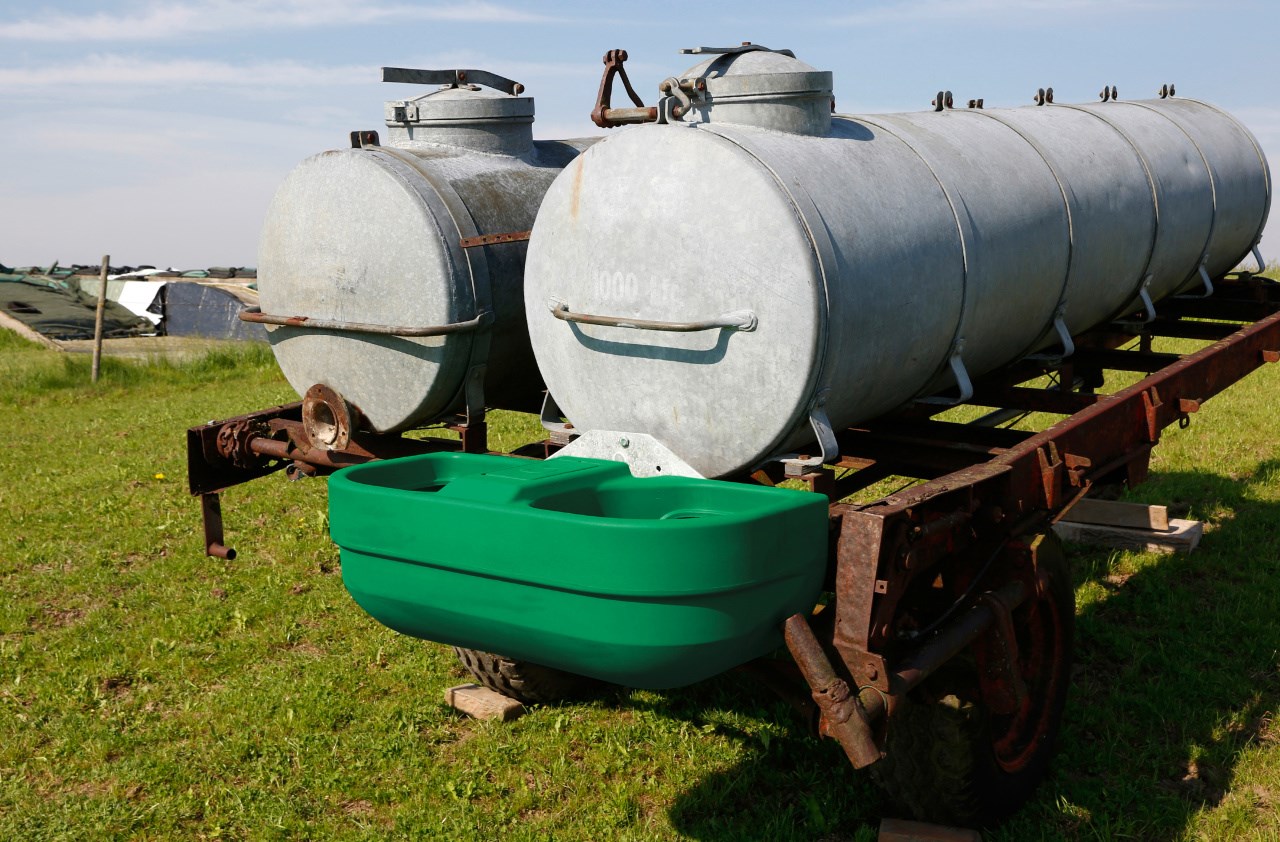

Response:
(549, 429), (705, 478)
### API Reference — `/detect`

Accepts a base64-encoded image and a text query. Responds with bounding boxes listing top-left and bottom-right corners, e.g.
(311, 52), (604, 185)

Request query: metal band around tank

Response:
(853, 115), (974, 396)
(1056, 103), (1162, 317)
(1124, 101), (1219, 292)
(371, 147), (495, 421)
(960, 108), (1078, 360)
(1184, 97), (1273, 252)
(698, 124), (839, 465)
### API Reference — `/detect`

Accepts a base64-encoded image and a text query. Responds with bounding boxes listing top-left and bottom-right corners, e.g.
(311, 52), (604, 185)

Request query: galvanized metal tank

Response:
(257, 69), (595, 434)
(525, 47), (1271, 478)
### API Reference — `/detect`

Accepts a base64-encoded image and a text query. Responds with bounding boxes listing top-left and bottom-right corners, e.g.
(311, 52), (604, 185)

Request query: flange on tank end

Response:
(302, 383), (356, 452)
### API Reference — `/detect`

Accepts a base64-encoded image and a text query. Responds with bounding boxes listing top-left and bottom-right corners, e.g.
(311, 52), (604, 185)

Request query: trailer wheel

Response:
(453, 647), (603, 705)
(872, 533), (1074, 827)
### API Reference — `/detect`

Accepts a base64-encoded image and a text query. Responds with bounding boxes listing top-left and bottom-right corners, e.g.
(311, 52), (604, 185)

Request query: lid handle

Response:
(381, 67), (525, 96)
(678, 43), (796, 58)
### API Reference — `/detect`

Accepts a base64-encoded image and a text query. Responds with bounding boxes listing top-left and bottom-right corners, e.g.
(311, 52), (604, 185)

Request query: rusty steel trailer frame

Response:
(187, 272), (1280, 773)
(778, 274), (1280, 769)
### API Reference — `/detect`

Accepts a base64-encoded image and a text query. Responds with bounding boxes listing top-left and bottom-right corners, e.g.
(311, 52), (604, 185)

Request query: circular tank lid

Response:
(386, 84), (534, 125)
(678, 45), (832, 101)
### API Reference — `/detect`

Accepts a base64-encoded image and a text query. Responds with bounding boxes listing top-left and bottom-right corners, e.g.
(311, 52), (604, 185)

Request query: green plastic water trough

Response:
(329, 453), (828, 688)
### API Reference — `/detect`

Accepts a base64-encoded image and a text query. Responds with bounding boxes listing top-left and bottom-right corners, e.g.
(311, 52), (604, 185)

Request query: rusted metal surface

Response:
(591, 49), (658, 128)
(188, 401), (490, 557)
(783, 274), (1280, 764)
(201, 492), (235, 560)
(784, 613), (883, 768)
(302, 384), (354, 452)
(187, 403), (301, 496)
(458, 230), (531, 249)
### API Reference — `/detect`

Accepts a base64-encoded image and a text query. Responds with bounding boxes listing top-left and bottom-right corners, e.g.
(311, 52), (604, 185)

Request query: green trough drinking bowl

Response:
(328, 453), (828, 688)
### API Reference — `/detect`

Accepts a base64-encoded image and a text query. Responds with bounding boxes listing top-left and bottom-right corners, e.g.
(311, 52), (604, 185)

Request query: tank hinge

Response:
(1099, 85), (1119, 103)
(350, 130), (381, 148)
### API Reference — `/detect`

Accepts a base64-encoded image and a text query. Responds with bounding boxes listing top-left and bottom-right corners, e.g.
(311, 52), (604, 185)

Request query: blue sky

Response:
(1, 0), (1276, 269)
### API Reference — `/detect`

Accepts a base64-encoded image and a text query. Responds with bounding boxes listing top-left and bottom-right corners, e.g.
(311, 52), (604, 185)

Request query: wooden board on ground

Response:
(445, 684), (525, 722)
(1053, 517), (1203, 554)
(1061, 498), (1170, 531)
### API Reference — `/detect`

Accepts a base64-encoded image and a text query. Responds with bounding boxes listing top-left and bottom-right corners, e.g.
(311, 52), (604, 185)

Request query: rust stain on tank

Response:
(570, 157), (584, 221)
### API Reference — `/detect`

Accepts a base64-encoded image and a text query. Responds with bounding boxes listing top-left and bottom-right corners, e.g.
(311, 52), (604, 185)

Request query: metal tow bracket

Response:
(591, 50), (657, 128)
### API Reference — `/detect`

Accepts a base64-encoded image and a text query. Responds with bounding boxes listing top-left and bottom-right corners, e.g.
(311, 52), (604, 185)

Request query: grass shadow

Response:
(609, 672), (882, 841)
(619, 461), (1280, 840)
(997, 462), (1280, 838)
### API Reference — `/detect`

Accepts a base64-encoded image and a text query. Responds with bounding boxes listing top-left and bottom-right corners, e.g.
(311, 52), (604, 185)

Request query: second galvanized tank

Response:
(525, 47), (1271, 478)
(257, 69), (594, 434)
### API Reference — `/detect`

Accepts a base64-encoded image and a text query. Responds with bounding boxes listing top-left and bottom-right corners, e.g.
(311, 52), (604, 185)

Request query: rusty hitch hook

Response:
(591, 49), (658, 128)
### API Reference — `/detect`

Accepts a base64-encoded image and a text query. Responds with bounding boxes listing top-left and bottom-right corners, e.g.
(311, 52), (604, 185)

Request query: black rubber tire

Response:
(872, 533), (1075, 827)
(452, 647), (604, 705)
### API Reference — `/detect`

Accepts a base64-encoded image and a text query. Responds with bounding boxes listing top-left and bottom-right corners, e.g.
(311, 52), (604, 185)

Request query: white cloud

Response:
(0, 0), (555, 42)
(0, 52), (591, 97)
(0, 54), (372, 93)
(833, 0), (1193, 26)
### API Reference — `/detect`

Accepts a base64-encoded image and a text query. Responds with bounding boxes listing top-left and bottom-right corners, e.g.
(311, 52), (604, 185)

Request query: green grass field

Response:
(2, 292), (1280, 840)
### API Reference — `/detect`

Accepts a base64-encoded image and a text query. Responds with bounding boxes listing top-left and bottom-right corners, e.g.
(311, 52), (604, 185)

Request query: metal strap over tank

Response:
(959, 107), (1079, 361)
(852, 115), (974, 402)
(1185, 97), (1273, 254)
(698, 125), (840, 467)
(1056, 103), (1163, 317)
(1124, 100), (1220, 295)
(371, 147), (495, 424)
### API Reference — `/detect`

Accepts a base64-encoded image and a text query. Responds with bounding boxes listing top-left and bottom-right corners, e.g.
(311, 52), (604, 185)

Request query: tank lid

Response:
(385, 84), (534, 125)
(382, 66), (534, 125)
(675, 44), (832, 135)
(678, 44), (831, 101)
